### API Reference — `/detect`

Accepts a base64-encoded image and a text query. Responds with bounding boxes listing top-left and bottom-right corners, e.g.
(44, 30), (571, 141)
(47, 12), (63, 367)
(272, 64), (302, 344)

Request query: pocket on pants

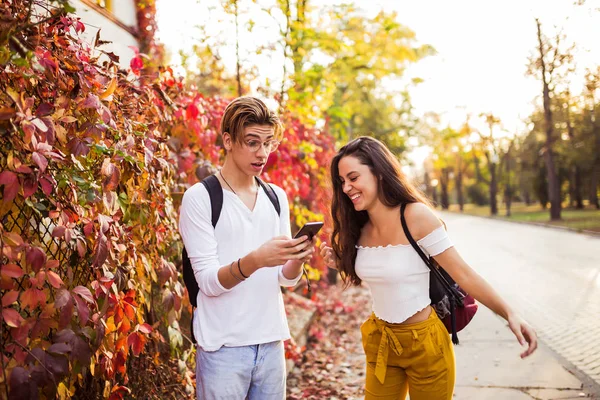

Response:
(360, 320), (379, 361)
(425, 329), (443, 358)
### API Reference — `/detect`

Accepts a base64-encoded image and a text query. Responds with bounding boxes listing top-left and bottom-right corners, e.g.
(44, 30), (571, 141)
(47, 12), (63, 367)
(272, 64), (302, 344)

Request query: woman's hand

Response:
(507, 313), (538, 358)
(319, 241), (337, 269)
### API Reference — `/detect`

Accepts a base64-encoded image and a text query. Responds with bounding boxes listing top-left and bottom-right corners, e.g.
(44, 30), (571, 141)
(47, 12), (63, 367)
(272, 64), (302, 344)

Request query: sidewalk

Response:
(454, 306), (597, 399)
(286, 285), (600, 399)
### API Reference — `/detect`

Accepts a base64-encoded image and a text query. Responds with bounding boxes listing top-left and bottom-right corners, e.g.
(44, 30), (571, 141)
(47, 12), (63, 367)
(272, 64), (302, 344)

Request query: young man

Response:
(179, 97), (314, 399)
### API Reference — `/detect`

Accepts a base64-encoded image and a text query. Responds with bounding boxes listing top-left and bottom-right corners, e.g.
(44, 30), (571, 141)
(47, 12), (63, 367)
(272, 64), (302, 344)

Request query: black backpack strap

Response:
(255, 177), (281, 215)
(202, 174), (224, 228)
(400, 203), (454, 293)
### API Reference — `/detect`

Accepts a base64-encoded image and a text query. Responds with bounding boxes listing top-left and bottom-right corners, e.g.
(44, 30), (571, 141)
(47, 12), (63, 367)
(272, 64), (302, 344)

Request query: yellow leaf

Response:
(99, 78), (117, 100)
(57, 382), (70, 400)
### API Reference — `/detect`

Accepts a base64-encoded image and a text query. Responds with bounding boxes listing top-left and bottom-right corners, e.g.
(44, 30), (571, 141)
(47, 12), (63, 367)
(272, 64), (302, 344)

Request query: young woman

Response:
(319, 136), (537, 400)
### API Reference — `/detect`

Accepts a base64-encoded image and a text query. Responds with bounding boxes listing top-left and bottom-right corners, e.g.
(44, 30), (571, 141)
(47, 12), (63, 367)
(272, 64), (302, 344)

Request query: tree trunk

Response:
(505, 145), (512, 217)
(424, 171), (432, 200)
(591, 165), (600, 209)
(456, 167), (464, 212)
(490, 162), (498, 216)
(593, 119), (600, 209)
(536, 19), (561, 220)
(524, 190), (532, 205)
(571, 166), (584, 209)
(440, 168), (450, 210)
(566, 95), (584, 209)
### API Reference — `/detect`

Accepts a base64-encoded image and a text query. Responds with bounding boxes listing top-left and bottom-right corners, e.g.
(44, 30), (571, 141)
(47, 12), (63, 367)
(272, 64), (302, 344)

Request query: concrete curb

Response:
(443, 210), (600, 238)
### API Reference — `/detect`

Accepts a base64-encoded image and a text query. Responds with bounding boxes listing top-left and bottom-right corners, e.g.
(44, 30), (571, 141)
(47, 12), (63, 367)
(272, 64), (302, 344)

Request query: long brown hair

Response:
(330, 136), (432, 286)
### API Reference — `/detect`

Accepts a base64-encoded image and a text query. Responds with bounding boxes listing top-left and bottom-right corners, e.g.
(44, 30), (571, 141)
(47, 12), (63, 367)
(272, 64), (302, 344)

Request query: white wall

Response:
(70, 0), (139, 67)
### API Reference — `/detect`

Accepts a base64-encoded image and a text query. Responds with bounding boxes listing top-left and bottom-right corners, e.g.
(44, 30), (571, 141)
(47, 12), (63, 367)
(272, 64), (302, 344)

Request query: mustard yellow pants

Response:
(360, 307), (455, 400)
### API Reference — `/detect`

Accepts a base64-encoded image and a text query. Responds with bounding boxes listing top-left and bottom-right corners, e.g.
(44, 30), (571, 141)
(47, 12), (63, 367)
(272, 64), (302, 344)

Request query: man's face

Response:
(224, 124), (277, 176)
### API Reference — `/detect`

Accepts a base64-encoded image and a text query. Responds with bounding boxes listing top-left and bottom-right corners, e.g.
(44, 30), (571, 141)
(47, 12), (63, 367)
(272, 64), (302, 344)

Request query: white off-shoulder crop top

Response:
(355, 226), (453, 323)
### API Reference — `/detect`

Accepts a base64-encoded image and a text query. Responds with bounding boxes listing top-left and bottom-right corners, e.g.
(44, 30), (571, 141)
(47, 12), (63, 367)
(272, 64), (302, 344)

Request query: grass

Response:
(446, 203), (600, 233)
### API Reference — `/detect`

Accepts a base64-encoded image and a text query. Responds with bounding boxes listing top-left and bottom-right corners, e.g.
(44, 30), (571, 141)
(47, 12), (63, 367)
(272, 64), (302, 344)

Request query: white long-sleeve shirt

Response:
(178, 180), (302, 351)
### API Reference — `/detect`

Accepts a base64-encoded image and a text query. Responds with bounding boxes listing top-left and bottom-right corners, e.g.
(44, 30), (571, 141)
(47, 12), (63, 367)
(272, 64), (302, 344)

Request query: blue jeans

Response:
(196, 340), (286, 400)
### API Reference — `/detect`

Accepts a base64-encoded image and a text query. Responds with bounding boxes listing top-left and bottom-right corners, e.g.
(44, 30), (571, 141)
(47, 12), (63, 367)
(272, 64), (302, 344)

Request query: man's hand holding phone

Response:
(251, 222), (323, 270)
(253, 236), (314, 267)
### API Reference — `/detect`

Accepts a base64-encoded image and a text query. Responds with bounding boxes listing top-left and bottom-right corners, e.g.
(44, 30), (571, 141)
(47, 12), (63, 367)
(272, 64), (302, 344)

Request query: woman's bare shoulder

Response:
(404, 202), (442, 240)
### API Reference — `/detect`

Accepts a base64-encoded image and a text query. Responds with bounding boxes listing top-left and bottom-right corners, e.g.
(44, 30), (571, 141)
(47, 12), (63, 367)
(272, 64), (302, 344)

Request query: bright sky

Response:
(156, 0), (600, 166)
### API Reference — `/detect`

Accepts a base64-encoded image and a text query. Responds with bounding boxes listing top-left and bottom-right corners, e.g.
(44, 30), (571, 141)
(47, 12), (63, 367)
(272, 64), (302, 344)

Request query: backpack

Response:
(182, 174), (281, 344)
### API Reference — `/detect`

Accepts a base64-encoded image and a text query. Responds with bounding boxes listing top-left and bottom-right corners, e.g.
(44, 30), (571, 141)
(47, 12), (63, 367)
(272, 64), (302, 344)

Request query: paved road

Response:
(440, 211), (600, 388)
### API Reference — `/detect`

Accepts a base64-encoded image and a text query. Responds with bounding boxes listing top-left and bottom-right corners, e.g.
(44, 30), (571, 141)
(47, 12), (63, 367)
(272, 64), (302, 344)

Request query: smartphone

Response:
(293, 222), (324, 240)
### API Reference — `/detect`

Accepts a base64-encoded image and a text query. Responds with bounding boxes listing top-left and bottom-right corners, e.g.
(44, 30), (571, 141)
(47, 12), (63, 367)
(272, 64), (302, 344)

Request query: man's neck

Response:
(221, 159), (256, 191)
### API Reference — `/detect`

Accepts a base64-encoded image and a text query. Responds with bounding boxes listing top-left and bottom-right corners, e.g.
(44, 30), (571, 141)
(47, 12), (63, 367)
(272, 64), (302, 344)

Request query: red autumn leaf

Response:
(1, 290), (19, 307)
(35, 103), (54, 117)
(2, 308), (24, 328)
(39, 175), (54, 195)
(55, 288), (71, 309)
(73, 294), (90, 326)
(15, 165), (32, 174)
(130, 55), (144, 74)
(138, 323), (152, 334)
(31, 270), (46, 288)
(76, 239), (86, 257)
(1, 263), (24, 278)
(127, 332), (146, 356)
(101, 158), (120, 191)
(114, 350), (127, 375)
(32, 152), (48, 172)
(123, 302), (135, 320)
(52, 225), (66, 238)
(82, 94), (101, 109)
(46, 259), (59, 269)
(2, 182), (19, 203)
(84, 222), (94, 237)
(26, 246), (46, 272)
(114, 306), (124, 325)
(0, 170), (17, 186)
(118, 315), (131, 334)
(59, 297), (74, 330)
(3, 232), (24, 247)
(72, 286), (94, 303)
(30, 315), (54, 341)
(21, 174), (37, 198)
(92, 230), (109, 268)
(108, 385), (130, 400)
(21, 288), (46, 310)
(46, 270), (64, 288)
(186, 104), (199, 120)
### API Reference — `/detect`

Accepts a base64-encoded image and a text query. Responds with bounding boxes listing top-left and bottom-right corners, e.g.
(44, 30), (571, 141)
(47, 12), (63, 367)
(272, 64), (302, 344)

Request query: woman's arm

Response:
(406, 203), (538, 358)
